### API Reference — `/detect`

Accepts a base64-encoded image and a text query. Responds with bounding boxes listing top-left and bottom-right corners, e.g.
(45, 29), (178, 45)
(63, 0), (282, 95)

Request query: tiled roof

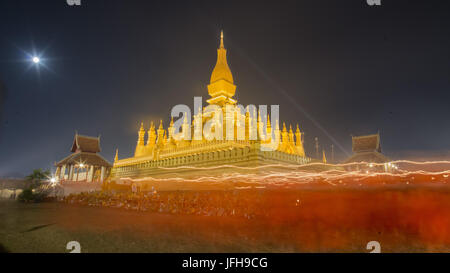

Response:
(70, 134), (101, 153)
(56, 152), (112, 167)
(344, 151), (389, 163)
(352, 134), (381, 153)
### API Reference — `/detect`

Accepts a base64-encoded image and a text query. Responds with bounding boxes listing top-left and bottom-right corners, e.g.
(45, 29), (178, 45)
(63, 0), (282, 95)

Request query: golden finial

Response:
(283, 122), (287, 132)
(159, 120), (163, 129)
(296, 124), (300, 133)
(289, 124), (293, 133)
(220, 30), (224, 48)
(322, 149), (327, 164)
(170, 116), (174, 127)
(114, 149), (119, 162)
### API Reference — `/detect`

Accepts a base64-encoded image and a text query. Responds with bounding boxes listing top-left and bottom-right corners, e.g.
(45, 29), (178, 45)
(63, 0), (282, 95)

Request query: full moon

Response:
(32, 56), (40, 63)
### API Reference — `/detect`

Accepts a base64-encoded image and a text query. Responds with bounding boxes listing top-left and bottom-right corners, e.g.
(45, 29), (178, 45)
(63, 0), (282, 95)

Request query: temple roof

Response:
(71, 134), (101, 153)
(351, 133), (381, 153)
(345, 133), (388, 163)
(344, 151), (389, 164)
(56, 152), (112, 167)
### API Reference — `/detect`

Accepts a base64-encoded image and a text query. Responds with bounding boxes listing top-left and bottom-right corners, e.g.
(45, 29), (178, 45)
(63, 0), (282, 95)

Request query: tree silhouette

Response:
(25, 169), (50, 189)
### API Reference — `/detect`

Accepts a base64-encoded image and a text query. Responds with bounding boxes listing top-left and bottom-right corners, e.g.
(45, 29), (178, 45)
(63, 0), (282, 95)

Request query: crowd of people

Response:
(62, 189), (270, 219)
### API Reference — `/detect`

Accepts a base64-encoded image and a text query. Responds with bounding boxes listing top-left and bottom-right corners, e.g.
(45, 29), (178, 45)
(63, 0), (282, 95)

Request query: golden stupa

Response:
(110, 32), (311, 181)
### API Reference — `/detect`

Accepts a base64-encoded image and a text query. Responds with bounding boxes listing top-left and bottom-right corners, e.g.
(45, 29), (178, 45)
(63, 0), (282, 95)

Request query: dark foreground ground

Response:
(0, 200), (304, 253)
(1, 183), (450, 253)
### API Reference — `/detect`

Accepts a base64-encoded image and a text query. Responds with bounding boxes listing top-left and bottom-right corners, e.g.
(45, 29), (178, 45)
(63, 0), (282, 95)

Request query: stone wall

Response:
(56, 181), (103, 196)
(0, 179), (26, 199)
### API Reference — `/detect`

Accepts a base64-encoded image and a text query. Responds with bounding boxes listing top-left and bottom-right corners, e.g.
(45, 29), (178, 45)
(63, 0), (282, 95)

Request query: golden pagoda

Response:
(110, 32), (310, 181)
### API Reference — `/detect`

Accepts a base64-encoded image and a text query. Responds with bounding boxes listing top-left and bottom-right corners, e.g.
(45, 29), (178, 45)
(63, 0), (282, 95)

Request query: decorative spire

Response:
(147, 121), (156, 146)
(257, 111), (264, 139)
(220, 30), (224, 49)
(114, 149), (118, 162)
(207, 30), (236, 106)
(182, 112), (191, 141)
(281, 122), (289, 149)
(295, 124), (302, 146)
(138, 121), (145, 142)
(289, 125), (294, 143)
(274, 119), (281, 150)
(168, 117), (175, 141)
(210, 31), (234, 84)
(135, 122), (146, 157)
(294, 124), (305, 157)
(156, 120), (165, 147)
(138, 121), (145, 141)
(150, 121), (155, 132)
(210, 30), (233, 84)
(322, 149), (327, 164)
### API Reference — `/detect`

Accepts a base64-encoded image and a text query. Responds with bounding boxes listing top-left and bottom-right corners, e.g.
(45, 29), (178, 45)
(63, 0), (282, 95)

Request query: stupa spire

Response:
(210, 30), (233, 84)
(294, 124), (305, 156)
(289, 125), (295, 143)
(147, 121), (156, 146)
(137, 122), (145, 144)
(134, 122), (146, 157)
(207, 30), (237, 106)
(295, 124), (302, 146)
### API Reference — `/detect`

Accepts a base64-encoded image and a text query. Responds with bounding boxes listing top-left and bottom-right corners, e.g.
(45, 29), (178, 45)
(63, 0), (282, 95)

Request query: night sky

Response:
(0, 0), (449, 177)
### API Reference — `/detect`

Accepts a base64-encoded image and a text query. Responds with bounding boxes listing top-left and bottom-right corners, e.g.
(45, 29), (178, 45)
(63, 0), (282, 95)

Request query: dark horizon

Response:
(0, 0), (449, 177)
